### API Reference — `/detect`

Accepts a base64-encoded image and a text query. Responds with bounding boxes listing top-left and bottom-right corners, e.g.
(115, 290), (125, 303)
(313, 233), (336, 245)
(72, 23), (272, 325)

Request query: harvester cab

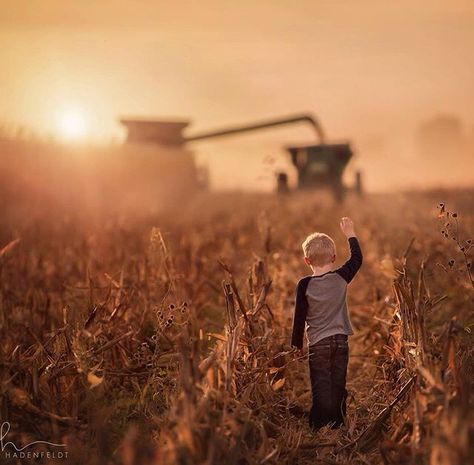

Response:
(286, 143), (356, 201)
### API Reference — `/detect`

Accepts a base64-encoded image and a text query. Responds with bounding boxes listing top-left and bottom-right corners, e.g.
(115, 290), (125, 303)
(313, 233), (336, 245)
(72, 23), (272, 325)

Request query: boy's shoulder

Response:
(296, 275), (313, 289)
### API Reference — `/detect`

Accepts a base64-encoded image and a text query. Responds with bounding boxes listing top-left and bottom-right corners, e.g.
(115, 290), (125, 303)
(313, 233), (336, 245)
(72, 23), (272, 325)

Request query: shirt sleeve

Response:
(290, 278), (310, 349)
(335, 237), (363, 283)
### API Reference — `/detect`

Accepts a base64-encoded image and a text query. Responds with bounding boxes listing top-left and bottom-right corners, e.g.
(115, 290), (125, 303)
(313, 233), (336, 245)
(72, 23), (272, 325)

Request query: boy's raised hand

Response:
(340, 217), (356, 238)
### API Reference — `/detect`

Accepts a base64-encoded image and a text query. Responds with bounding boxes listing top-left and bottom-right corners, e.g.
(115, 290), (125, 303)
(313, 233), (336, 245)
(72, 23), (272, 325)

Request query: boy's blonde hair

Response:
(302, 232), (336, 266)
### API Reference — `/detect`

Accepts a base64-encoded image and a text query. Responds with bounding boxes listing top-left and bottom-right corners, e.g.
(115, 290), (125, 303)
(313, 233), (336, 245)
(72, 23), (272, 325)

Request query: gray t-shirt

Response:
(291, 237), (363, 348)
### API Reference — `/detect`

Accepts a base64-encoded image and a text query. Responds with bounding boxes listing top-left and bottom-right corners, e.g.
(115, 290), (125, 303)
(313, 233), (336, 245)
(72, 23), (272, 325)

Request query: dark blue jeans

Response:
(308, 334), (349, 429)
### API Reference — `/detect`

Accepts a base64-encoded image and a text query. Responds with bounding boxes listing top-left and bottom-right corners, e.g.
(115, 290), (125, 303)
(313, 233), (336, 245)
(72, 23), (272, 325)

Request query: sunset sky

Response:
(1, 1), (473, 189)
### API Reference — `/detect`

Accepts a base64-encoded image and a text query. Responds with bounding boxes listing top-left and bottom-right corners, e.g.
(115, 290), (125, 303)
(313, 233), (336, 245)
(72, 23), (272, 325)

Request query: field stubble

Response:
(0, 188), (473, 465)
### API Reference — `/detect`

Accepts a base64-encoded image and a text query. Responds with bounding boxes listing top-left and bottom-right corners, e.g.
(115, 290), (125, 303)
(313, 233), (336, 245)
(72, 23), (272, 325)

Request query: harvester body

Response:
(287, 143), (353, 200)
(119, 113), (361, 200)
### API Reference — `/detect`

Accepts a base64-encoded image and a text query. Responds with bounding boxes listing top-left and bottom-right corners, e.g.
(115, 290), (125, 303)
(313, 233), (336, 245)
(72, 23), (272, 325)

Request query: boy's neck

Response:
(310, 263), (335, 276)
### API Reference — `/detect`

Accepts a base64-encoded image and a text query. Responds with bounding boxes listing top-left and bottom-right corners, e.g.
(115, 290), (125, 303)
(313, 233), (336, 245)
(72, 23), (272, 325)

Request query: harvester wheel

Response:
(276, 172), (289, 194)
(355, 171), (363, 196)
(333, 182), (346, 203)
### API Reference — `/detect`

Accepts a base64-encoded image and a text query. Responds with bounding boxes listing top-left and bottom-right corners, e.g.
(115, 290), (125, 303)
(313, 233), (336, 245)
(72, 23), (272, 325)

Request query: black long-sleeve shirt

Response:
(291, 237), (363, 349)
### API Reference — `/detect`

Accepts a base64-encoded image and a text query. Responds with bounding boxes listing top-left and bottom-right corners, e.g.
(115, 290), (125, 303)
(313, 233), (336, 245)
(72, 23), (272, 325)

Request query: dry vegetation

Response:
(0, 141), (472, 464)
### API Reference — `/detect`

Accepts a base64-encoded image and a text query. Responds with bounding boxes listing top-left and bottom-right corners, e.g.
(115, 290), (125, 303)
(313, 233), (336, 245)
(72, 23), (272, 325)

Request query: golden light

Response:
(57, 110), (88, 140)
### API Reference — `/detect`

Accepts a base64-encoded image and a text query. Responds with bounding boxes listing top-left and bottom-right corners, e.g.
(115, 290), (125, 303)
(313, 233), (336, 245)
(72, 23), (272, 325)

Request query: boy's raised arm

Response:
(336, 217), (363, 284)
(291, 278), (310, 349)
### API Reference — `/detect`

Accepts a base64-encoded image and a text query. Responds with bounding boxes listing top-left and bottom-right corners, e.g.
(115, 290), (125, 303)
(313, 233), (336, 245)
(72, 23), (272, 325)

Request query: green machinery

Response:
(285, 142), (359, 201)
(120, 113), (362, 201)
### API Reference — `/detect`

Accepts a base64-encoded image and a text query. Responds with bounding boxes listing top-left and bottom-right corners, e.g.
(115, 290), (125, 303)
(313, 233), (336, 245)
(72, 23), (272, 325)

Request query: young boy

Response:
(291, 217), (363, 430)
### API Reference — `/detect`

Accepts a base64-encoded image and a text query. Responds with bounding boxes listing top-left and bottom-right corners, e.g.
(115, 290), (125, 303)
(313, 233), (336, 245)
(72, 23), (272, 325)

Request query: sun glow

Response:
(57, 110), (88, 140)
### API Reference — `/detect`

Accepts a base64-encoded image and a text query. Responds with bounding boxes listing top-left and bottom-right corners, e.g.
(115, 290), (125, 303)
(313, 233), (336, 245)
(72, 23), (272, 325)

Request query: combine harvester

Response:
(120, 114), (362, 202)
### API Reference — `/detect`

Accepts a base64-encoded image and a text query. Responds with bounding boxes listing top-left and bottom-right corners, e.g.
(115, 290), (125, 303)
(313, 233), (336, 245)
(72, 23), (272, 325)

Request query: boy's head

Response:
(302, 232), (336, 267)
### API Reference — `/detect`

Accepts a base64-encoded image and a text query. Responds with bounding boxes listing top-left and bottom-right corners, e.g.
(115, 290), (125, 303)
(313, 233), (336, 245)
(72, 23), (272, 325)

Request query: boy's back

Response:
(291, 237), (362, 348)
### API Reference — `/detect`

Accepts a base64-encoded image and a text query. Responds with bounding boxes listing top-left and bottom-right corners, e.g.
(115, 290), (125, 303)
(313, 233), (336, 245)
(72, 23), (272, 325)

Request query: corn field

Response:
(0, 189), (472, 465)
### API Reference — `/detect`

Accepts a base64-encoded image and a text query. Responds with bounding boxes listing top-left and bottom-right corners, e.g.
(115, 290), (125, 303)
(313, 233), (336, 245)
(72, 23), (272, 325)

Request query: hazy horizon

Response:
(1, 0), (473, 191)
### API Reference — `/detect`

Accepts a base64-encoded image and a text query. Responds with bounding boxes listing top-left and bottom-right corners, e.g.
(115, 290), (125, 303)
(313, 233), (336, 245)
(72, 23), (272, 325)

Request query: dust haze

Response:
(0, 0), (473, 192)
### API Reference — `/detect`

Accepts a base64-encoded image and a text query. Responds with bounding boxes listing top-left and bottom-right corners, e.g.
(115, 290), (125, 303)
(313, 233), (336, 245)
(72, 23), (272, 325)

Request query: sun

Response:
(57, 110), (87, 140)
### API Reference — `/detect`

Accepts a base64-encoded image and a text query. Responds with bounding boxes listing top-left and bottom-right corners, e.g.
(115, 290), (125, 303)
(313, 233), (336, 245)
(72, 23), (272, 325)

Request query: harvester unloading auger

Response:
(120, 113), (362, 201)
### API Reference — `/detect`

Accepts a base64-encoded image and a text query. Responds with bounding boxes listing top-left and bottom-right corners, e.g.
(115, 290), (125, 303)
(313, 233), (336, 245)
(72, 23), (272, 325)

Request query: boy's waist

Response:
(309, 333), (348, 347)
